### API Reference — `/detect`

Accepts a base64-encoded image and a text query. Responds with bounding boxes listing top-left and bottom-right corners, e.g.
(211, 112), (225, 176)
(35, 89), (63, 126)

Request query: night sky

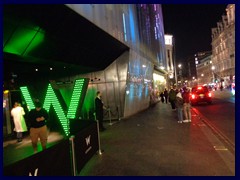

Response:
(162, 4), (228, 62)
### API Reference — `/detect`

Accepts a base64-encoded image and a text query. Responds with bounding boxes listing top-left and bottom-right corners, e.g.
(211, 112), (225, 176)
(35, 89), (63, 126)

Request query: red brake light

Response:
(191, 94), (196, 99)
(197, 87), (202, 90)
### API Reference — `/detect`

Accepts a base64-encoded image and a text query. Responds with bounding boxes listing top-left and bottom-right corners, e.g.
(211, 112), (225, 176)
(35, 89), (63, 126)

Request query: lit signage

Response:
(164, 35), (173, 45)
(20, 78), (88, 136)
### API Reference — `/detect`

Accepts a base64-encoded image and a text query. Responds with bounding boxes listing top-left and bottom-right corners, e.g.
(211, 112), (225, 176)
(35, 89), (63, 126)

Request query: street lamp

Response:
(198, 74), (204, 85)
(192, 76), (195, 87)
(211, 66), (215, 83)
(177, 64), (182, 88)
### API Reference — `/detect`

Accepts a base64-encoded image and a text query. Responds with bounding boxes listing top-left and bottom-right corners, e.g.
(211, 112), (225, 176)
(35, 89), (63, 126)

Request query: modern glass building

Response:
(3, 4), (167, 135)
(64, 4), (167, 118)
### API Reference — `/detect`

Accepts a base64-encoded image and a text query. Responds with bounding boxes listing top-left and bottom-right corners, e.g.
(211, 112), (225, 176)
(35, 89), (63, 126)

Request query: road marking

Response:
(192, 108), (235, 151)
(197, 123), (206, 127)
(192, 108), (235, 175)
(214, 146), (228, 151)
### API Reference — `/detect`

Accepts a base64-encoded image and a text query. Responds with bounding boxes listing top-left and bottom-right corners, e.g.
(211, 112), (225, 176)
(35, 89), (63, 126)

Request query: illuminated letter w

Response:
(20, 78), (88, 136)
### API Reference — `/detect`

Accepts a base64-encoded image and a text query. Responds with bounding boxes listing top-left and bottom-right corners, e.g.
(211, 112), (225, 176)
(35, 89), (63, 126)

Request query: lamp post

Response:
(174, 39), (178, 89)
(174, 62), (177, 88)
(211, 66), (215, 83)
(177, 64), (182, 88)
(192, 76), (195, 87)
(201, 73), (204, 85)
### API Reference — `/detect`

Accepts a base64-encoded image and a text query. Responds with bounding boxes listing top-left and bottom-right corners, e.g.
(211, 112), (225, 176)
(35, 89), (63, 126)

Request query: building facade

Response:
(196, 53), (213, 86)
(211, 4), (235, 88)
(164, 34), (176, 87)
(64, 4), (167, 118)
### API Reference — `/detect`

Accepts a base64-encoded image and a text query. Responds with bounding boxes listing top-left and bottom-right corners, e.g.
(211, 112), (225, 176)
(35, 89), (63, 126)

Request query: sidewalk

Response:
(79, 102), (235, 176)
(3, 131), (64, 167)
(3, 101), (234, 175)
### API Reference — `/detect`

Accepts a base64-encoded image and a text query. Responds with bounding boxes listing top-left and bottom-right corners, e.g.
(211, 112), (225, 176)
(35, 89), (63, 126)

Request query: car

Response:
(190, 86), (212, 105)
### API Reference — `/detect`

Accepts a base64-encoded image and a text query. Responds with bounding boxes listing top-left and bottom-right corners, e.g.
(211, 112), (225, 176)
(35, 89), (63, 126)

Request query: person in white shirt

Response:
(11, 102), (28, 142)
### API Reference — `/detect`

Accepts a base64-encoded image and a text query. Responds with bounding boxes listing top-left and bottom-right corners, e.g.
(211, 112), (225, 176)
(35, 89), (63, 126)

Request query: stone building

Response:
(195, 52), (213, 86)
(211, 4), (235, 88)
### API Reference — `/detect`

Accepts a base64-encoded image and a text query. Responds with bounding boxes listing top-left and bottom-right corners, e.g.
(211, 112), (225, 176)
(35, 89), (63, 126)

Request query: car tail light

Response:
(208, 92), (212, 97)
(191, 94), (196, 99)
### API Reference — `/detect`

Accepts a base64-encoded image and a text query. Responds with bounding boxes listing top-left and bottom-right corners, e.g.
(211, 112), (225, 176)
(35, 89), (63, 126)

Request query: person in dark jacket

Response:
(168, 87), (177, 110)
(175, 90), (184, 123)
(164, 88), (169, 104)
(95, 91), (107, 131)
(160, 92), (164, 103)
(28, 101), (49, 153)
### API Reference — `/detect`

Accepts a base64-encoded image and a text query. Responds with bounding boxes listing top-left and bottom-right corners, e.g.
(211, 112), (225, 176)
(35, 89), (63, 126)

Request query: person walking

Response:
(182, 87), (191, 122)
(175, 90), (184, 123)
(160, 91), (164, 103)
(95, 91), (107, 131)
(164, 88), (169, 104)
(168, 87), (176, 110)
(11, 102), (28, 143)
(28, 101), (49, 153)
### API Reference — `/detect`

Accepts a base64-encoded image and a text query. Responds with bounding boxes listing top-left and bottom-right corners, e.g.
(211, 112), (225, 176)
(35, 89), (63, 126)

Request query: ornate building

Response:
(164, 34), (176, 87)
(211, 4), (235, 88)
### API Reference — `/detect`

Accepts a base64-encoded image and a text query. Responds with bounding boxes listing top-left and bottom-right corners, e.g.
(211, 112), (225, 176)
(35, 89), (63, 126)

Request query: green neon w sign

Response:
(20, 78), (89, 136)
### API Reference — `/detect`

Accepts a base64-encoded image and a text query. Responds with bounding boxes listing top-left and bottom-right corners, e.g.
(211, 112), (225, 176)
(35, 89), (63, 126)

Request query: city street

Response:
(3, 89), (235, 176)
(77, 93), (235, 176)
(191, 89), (235, 152)
(3, 4), (235, 176)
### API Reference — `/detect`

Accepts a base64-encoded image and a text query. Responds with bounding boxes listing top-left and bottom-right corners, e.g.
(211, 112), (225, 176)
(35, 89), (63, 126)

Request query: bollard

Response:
(108, 108), (112, 126)
(69, 135), (76, 176)
(117, 106), (121, 121)
(96, 120), (103, 155)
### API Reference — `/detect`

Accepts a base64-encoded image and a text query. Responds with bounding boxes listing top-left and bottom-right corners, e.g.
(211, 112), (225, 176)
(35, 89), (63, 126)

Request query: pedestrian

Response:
(95, 91), (107, 131)
(28, 101), (49, 153)
(175, 90), (184, 123)
(182, 87), (191, 122)
(11, 102), (28, 143)
(220, 85), (223, 91)
(160, 92), (164, 103)
(164, 88), (169, 104)
(168, 87), (176, 110)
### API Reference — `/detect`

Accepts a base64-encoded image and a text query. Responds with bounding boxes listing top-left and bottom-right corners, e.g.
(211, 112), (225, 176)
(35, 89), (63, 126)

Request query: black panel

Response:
(3, 4), (129, 86)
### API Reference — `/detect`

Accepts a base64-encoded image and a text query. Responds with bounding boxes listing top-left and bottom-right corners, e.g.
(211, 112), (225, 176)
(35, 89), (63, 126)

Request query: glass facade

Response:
(60, 4), (167, 118)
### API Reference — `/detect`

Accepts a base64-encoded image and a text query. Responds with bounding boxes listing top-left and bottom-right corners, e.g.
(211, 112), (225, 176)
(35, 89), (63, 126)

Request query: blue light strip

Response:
(122, 13), (127, 42)
(129, 8), (136, 42)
